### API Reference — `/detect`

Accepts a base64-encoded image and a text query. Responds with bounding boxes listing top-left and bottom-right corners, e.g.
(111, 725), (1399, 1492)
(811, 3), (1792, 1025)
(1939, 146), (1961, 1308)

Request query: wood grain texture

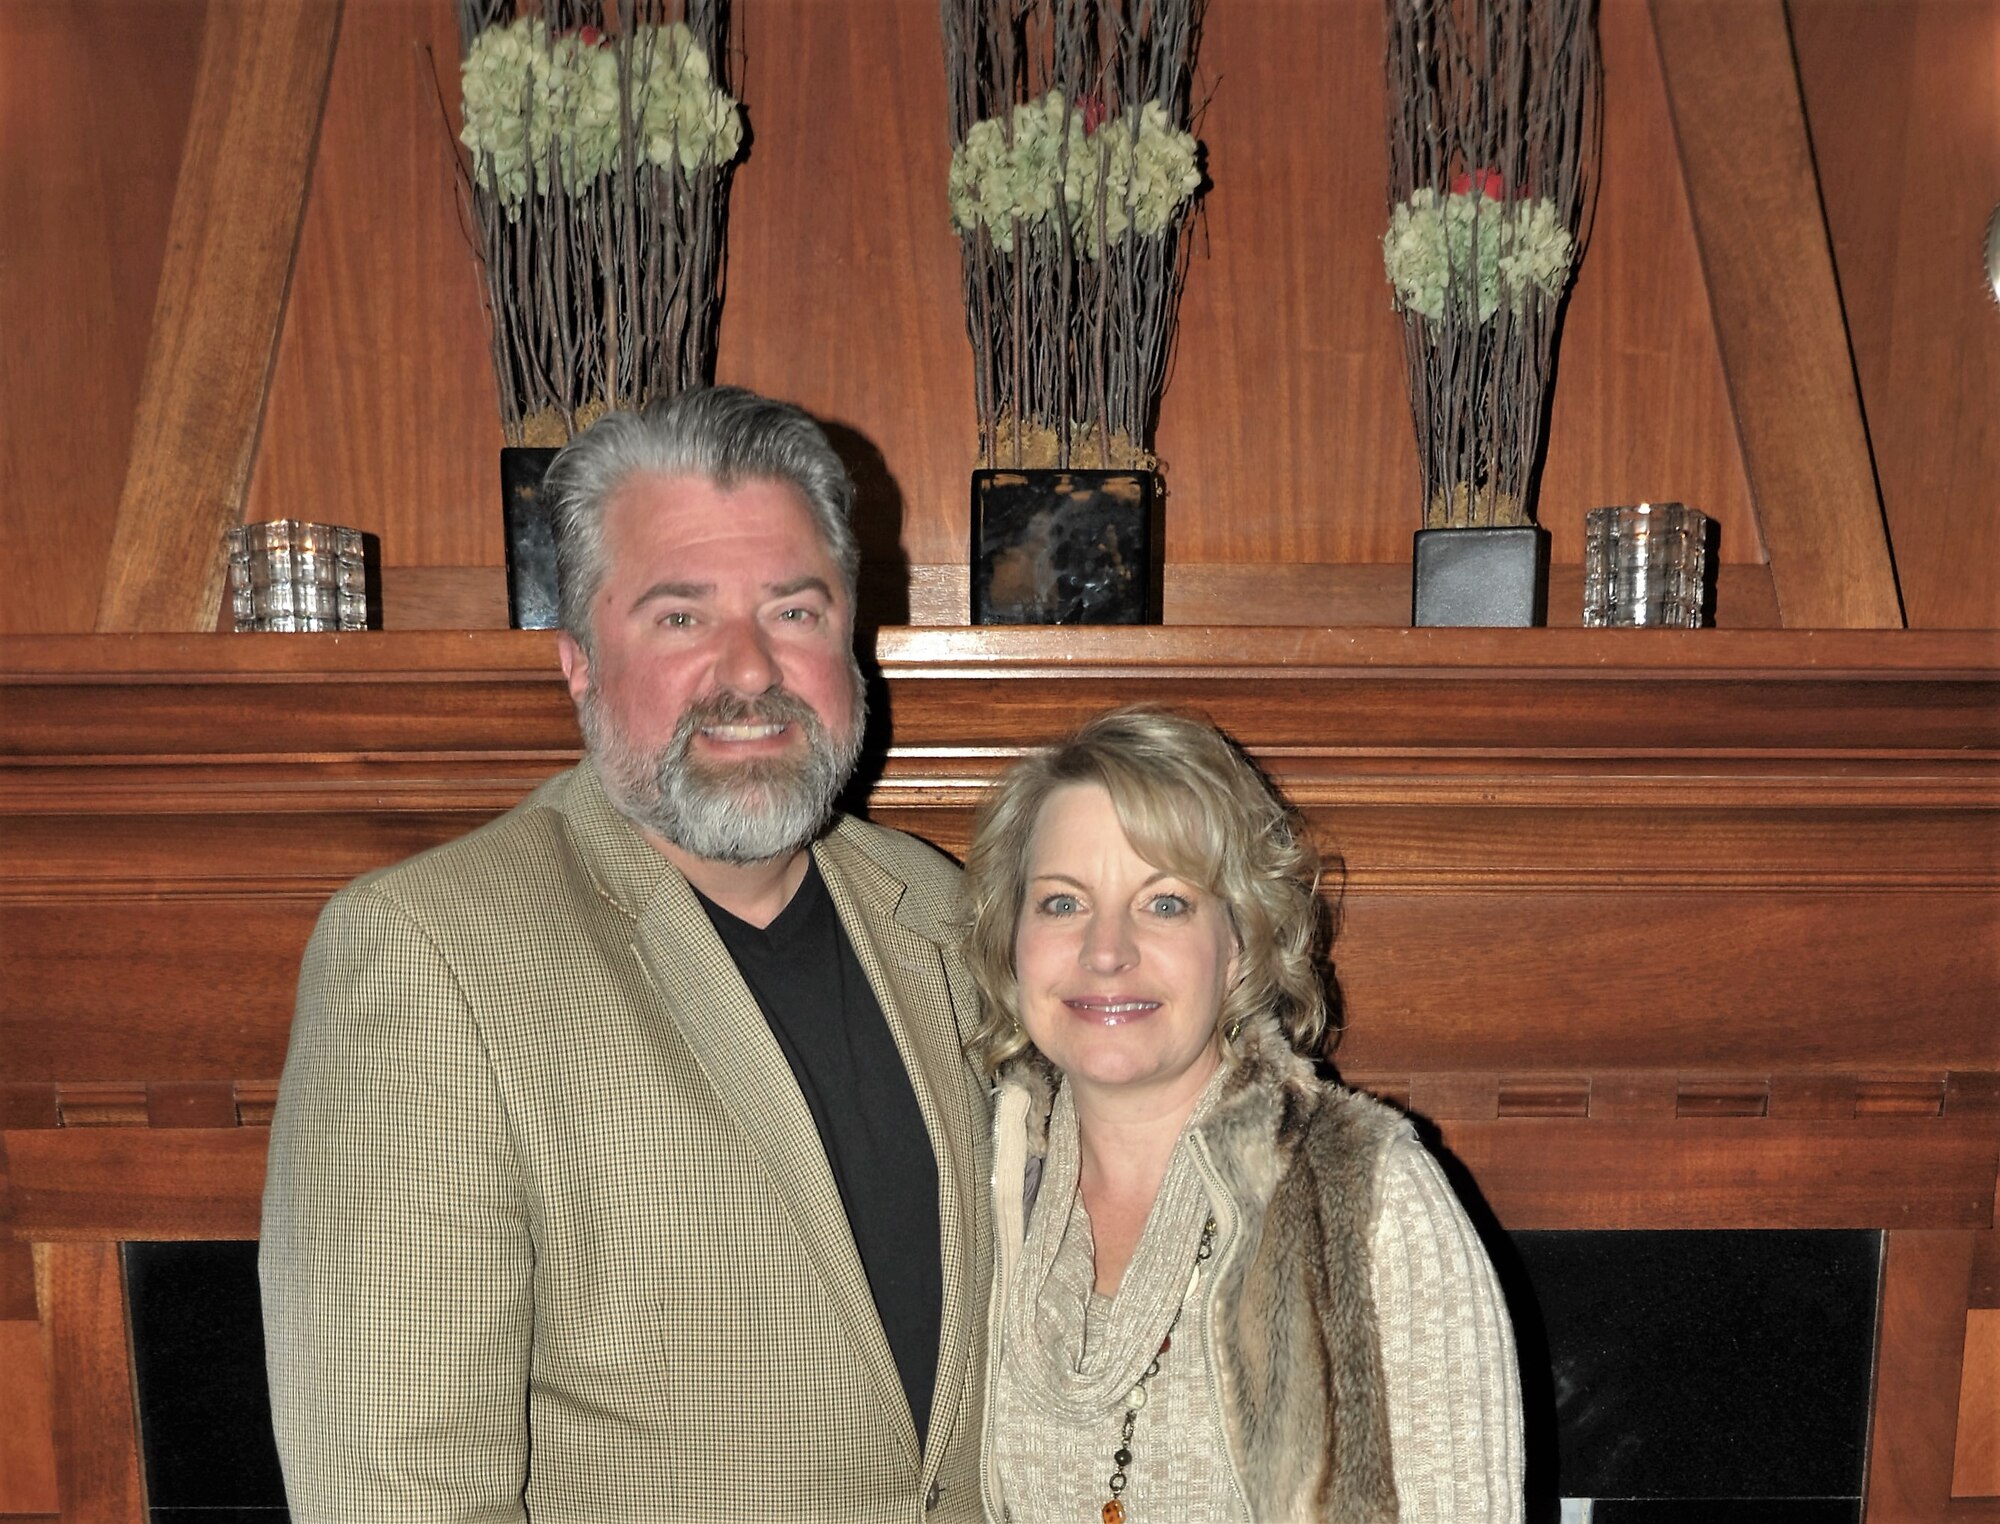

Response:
(1164, 0), (1763, 570)
(0, 1241), (34, 1323)
(1960, 1308), (2000, 1498)
(0, 1321), (59, 1514)
(1, 629), (1991, 1087)
(1792, 0), (2000, 631)
(145, 1081), (243, 1130)
(245, 0), (506, 566)
(34, 1241), (145, 1524)
(6, 2), (1992, 635)
(3, 902), (325, 1081)
(96, 0), (344, 633)
(1534, 0), (1762, 568)
(2, 1098), (1989, 1243)
(1978, 1230), (2000, 1311)
(1650, 0), (1903, 628)
(5, 888), (1990, 1082)
(379, 565), (512, 629)
(717, 0), (973, 571)
(1871, 1232), (1979, 1522)
(0, 0), (206, 635)
(8, 1132), (267, 1241)
(1157, 0), (1418, 564)
(1435, 1117), (1995, 1230)
(239, 0), (1772, 586)
(1331, 888), (1997, 1073)
(0, 1088), (60, 1133)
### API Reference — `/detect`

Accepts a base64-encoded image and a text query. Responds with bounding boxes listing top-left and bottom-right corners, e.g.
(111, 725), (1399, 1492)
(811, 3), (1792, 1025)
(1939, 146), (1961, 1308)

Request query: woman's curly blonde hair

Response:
(960, 707), (1332, 1077)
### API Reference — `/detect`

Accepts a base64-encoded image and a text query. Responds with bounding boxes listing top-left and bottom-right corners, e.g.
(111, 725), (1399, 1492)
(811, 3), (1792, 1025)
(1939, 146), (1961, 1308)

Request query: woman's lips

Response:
(1062, 997), (1162, 1026)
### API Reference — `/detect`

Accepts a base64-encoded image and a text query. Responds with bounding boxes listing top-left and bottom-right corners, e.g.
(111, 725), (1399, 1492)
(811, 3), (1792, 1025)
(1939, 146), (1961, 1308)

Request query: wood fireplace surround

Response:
(1, 627), (1994, 1520)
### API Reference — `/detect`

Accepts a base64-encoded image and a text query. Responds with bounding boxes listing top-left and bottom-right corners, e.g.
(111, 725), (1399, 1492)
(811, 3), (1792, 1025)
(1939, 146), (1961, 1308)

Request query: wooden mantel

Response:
(2, 627), (1997, 1520)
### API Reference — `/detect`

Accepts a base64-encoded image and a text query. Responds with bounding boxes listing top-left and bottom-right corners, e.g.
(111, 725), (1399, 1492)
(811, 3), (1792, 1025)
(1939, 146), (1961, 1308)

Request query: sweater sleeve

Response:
(1367, 1136), (1524, 1523)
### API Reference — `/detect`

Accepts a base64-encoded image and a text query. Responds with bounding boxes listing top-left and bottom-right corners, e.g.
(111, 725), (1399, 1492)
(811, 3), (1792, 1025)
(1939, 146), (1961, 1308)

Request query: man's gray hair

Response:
(544, 386), (860, 650)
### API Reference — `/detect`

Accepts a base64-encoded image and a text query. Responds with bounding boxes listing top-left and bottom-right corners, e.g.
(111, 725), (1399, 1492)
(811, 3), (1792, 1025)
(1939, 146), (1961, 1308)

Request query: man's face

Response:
(557, 471), (865, 866)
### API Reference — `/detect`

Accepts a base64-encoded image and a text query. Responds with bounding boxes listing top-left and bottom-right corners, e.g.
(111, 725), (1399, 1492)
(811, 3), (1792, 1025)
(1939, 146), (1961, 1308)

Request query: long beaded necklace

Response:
(1099, 1214), (1217, 1524)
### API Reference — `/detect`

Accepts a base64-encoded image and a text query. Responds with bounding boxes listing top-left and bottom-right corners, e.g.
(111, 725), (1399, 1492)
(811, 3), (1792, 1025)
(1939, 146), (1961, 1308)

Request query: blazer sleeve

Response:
(259, 879), (535, 1524)
(1367, 1137), (1525, 1524)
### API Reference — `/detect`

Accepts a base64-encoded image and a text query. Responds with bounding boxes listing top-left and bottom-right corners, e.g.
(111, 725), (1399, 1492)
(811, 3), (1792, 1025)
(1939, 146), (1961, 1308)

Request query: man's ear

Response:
(556, 632), (592, 703)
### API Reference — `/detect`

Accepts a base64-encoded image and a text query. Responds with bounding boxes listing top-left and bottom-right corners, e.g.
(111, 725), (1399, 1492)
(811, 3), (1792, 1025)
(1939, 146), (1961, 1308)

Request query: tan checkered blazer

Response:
(260, 762), (992, 1522)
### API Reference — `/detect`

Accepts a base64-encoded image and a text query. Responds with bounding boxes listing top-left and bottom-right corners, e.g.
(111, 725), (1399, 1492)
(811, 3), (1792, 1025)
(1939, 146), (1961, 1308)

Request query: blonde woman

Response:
(962, 708), (1522, 1523)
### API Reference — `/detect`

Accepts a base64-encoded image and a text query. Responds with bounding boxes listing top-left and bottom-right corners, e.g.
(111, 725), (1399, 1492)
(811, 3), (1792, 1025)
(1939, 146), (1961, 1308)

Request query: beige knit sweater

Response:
(986, 1074), (1523, 1523)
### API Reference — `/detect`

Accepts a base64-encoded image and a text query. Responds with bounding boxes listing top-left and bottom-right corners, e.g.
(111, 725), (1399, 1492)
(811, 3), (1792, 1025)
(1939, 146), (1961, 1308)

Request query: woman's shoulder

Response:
(1271, 1080), (1420, 1209)
(1301, 1082), (1415, 1154)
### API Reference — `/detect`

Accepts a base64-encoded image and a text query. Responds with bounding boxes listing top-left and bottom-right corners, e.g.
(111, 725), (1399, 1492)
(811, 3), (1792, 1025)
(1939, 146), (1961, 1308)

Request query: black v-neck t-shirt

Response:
(695, 855), (943, 1445)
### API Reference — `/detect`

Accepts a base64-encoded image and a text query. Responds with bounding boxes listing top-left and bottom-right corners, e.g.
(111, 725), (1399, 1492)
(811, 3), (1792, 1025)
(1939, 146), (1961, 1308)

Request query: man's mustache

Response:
(676, 688), (821, 733)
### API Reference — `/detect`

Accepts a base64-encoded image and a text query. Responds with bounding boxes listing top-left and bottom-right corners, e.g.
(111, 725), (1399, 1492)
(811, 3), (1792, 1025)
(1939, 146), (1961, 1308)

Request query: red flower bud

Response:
(1450, 168), (1507, 200)
(1079, 93), (1107, 133)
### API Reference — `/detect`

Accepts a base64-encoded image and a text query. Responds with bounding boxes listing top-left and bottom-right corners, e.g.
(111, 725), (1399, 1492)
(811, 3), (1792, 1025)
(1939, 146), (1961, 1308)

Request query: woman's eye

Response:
(1148, 893), (1192, 918)
(1035, 893), (1080, 917)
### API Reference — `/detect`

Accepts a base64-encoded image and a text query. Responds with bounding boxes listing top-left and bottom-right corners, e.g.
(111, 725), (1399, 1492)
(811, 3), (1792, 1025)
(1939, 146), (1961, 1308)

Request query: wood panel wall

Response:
(1792, 0), (2000, 630)
(3, 0), (1993, 633)
(0, 0), (207, 634)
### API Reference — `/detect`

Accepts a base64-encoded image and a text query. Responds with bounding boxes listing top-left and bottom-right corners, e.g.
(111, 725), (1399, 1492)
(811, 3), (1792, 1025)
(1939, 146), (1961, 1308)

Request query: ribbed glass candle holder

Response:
(1582, 502), (1709, 627)
(226, 521), (370, 632)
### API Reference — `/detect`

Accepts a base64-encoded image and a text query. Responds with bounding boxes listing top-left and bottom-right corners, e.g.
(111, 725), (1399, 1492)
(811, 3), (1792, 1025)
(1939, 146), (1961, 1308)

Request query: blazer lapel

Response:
(627, 842), (920, 1466)
(816, 822), (985, 1465)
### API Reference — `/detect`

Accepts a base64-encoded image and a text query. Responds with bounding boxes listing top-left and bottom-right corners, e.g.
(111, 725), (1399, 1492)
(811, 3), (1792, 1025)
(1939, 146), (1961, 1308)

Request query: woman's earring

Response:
(1224, 1016), (1244, 1045)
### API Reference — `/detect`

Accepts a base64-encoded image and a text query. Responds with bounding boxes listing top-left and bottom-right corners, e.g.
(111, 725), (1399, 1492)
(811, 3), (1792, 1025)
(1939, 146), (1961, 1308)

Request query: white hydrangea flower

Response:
(556, 37), (622, 190)
(1069, 101), (1199, 255)
(1383, 188), (1573, 323)
(461, 19), (552, 210)
(461, 18), (740, 217)
(639, 22), (743, 176)
(950, 91), (1198, 257)
(948, 118), (1019, 246)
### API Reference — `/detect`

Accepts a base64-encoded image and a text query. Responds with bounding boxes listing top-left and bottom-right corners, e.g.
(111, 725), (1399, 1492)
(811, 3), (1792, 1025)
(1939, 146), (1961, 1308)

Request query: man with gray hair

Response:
(261, 387), (991, 1521)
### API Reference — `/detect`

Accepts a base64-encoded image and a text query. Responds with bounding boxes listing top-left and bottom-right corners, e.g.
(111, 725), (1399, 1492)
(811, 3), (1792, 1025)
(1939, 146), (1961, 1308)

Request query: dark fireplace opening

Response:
(124, 1228), (1882, 1521)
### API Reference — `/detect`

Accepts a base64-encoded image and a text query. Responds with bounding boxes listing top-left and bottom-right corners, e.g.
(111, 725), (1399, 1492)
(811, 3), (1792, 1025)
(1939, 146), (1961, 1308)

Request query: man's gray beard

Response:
(579, 668), (867, 866)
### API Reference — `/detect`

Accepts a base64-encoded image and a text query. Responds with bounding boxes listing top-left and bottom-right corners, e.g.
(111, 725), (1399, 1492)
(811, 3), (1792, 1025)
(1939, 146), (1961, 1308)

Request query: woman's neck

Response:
(1069, 1053), (1219, 1294)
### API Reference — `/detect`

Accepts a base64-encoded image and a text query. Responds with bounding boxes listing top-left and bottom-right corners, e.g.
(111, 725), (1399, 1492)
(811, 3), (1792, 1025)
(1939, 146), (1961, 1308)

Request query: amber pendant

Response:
(1101, 1501), (1126, 1524)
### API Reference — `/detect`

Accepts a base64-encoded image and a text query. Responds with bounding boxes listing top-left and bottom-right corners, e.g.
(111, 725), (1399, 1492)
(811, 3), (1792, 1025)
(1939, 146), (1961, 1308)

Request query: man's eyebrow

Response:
(628, 580), (711, 613)
(768, 575), (835, 601)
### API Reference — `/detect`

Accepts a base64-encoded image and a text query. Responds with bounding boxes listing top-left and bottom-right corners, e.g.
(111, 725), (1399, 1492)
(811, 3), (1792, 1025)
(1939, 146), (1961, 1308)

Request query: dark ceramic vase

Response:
(1412, 525), (1550, 627)
(971, 468), (1160, 625)
(501, 446), (562, 630)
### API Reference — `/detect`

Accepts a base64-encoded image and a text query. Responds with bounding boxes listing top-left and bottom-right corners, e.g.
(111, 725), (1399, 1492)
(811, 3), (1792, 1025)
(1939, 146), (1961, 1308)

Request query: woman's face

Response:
(1013, 782), (1240, 1112)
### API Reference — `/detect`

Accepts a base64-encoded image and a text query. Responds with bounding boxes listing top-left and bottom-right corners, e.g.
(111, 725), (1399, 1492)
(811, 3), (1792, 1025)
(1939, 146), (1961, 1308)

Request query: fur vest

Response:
(986, 1014), (1407, 1523)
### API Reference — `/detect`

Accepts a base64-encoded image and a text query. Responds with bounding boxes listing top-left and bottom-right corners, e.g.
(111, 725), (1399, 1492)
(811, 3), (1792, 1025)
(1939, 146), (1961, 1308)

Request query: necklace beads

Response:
(1098, 1215), (1217, 1523)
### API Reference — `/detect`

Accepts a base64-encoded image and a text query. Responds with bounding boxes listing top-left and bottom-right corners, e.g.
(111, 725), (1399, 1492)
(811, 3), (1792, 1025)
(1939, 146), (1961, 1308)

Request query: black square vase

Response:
(972, 468), (1159, 625)
(501, 446), (562, 630)
(1412, 525), (1550, 627)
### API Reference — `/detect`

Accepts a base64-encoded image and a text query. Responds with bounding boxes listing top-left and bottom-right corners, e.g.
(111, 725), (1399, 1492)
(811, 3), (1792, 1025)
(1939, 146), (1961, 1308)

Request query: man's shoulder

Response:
(826, 813), (963, 891)
(822, 813), (964, 948)
(336, 766), (587, 920)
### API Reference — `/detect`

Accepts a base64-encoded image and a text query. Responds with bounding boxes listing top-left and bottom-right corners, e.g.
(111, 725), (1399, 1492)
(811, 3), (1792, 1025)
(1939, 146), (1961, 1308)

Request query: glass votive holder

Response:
(1582, 502), (1710, 627)
(226, 520), (372, 632)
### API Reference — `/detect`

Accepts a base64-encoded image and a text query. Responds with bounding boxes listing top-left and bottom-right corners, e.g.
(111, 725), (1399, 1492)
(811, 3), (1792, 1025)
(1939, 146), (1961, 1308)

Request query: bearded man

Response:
(260, 388), (991, 1523)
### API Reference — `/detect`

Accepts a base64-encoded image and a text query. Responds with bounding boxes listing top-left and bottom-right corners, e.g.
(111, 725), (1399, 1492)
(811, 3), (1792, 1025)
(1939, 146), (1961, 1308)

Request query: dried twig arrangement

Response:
(1383, 0), (1599, 528)
(454, 0), (740, 446)
(941, 0), (1207, 470)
